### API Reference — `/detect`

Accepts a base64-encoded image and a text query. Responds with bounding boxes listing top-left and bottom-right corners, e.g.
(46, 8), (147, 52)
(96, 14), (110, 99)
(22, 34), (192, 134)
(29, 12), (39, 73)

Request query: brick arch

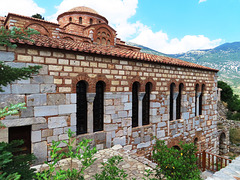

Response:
(144, 77), (156, 92)
(92, 74), (110, 92)
(129, 77), (145, 92)
(167, 135), (184, 148)
(72, 73), (94, 93)
(25, 23), (49, 36)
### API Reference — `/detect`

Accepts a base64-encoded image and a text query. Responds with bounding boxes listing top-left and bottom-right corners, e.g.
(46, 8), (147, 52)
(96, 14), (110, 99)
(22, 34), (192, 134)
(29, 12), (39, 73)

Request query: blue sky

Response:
(0, 0), (239, 54)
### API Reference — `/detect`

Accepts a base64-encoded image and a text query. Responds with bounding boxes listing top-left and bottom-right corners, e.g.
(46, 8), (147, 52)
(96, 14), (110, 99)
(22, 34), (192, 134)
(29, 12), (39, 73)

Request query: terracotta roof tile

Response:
(11, 35), (218, 72)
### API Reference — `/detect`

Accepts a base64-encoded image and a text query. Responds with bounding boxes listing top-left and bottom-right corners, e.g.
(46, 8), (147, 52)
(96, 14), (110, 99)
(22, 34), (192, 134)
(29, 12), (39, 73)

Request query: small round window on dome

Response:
(99, 20), (101, 23)
(90, 18), (93, 25)
(69, 17), (72, 22)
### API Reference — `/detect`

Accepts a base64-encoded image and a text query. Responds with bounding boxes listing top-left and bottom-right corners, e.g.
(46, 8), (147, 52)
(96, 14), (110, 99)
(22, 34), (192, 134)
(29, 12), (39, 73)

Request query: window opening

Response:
(142, 82), (152, 125)
(93, 81), (105, 132)
(77, 81), (88, 134)
(132, 82), (139, 127)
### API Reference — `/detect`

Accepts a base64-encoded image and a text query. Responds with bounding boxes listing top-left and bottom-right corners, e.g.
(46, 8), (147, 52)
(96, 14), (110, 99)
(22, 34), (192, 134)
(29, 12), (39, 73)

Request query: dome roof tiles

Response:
(68, 6), (99, 14)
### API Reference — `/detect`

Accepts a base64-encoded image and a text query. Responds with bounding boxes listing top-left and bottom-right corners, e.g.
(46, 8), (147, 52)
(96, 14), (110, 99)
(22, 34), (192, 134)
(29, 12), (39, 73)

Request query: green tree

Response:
(0, 27), (41, 119)
(218, 81), (233, 103)
(152, 140), (201, 180)
(0, 26), (39, 48)
(31, 13), (44, 20)
(0, 26), (40, 179)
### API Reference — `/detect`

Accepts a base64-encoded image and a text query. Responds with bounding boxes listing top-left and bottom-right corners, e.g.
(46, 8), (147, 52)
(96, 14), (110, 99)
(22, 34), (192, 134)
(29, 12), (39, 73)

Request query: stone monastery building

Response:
(0, 6), (219, 163)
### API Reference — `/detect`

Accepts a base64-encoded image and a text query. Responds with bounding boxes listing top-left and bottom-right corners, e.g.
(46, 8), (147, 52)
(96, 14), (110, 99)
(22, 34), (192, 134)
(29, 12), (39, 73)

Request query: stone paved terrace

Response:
(33, 144), (157, 179)
(206, 156), (240, 180)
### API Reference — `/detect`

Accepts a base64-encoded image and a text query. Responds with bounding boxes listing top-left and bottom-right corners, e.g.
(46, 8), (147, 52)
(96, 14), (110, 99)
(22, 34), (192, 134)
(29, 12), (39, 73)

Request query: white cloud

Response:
(48, 0), (139, 40)
(199, 0), (207, 3)
(130, 27), (222, 54)
(0, 0), (45, 16)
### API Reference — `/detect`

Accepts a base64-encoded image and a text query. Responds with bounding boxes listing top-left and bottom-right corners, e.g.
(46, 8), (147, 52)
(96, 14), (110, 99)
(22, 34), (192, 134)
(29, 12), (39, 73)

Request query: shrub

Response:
(34, 129), (97, 180)
(94, 156), (128, 180)
(152, 140), (201, 180)
(0, 140), (36, 180)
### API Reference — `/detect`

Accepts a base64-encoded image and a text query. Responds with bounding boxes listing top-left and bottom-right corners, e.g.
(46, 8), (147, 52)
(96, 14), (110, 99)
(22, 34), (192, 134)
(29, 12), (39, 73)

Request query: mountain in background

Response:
(129, 41), (240, 95)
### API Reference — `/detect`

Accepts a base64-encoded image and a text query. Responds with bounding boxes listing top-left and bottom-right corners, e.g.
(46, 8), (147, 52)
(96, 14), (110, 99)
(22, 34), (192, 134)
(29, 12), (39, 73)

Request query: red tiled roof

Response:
(5, 13), (59, 26)
(11, 35), (218, 72)
(0, 16), (6, 21)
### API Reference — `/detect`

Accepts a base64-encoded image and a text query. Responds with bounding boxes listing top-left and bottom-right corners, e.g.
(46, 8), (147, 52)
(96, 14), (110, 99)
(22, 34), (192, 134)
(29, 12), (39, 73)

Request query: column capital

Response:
(87, 93), (96, 102)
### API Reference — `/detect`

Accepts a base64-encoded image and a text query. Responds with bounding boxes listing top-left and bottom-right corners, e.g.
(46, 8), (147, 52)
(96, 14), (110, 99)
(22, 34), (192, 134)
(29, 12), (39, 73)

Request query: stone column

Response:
(138, 92), (145, 127)
(87, 93), (96, 133)
(173, 92), (179, 121)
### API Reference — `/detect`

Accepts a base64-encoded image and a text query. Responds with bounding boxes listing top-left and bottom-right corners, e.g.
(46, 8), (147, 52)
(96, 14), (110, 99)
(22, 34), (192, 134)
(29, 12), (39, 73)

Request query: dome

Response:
(68, 6), (99, 15)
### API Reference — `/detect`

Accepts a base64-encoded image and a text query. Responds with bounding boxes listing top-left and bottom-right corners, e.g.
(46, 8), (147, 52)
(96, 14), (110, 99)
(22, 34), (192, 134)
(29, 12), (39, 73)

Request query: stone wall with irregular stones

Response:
(0, 45), (219, 164)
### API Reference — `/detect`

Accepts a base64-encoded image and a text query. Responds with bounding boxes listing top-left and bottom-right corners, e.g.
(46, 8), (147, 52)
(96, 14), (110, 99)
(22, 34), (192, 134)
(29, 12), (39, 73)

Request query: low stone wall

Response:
(32, 144), (157, 180)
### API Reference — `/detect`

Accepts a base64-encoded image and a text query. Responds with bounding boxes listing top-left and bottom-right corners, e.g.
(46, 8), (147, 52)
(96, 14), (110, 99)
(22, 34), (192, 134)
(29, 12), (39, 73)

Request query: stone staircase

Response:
(206, 156), (240, 180)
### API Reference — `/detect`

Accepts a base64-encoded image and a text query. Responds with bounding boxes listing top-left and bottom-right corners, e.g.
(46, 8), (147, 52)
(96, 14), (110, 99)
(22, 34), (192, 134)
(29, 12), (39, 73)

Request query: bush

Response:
(34, 129), (97, 180)
(152, 140), (201, 180)
(230, 128), (240, 145)
(94, 156), (128, 180)
(0, 140), (36, 180)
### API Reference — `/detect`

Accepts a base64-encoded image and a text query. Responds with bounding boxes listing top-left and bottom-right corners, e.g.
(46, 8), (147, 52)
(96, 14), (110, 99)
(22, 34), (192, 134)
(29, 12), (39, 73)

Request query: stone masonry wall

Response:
(0, 45), (218, 164)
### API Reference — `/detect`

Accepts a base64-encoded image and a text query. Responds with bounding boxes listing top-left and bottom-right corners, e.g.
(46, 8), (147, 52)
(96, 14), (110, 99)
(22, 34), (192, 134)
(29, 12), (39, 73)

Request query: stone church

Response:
(0, 6), (219, 163)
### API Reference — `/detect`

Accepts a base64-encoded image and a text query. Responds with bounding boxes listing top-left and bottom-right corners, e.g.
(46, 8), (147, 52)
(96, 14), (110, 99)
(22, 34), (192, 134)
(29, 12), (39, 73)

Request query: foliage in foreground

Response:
(0, 26), (39, 48)
(152, 140), (201, 180)
(35, 129), (97, 180)
(94, 156), (128, 180)
(0, 140), (36, 180)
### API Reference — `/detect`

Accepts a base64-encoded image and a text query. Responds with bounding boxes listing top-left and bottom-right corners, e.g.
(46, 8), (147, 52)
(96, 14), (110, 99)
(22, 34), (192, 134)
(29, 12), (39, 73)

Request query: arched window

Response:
(143, 82), (152, 125)
(79, 17), (82, 24)
(172, 145), (180, 150)
(69, 17), (72, 22)
(93, 81), (105, 132)
(177, 83), (183, 119)
(170, 83), (176, 121)
(195, 84), (199, 116)
(76, 81), (88, 135)
(99, 20), (101, 23)
(132, 82), (140, 127)
(194, 137), (198, 146)
(199, 84), (205, 115)
(90, 18), (93, 25)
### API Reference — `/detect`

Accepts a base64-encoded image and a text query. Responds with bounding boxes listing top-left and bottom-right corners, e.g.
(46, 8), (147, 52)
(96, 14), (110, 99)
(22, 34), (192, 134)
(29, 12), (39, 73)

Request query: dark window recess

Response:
(69, 17), (72, 22)
(142, 82), (151, 125)
(93, 81), (105, 132)
(176, 83), (183, 119)
(79, 17), (82, 24)
(169, 83), (175, 121)
(132, 82), (139, 127)
(199, 84), (205, 115)
(76, 81), (87, 135)
(90, 18), (93, 25)
(9, 125), (31, 155)
(195, 84), (199, 116)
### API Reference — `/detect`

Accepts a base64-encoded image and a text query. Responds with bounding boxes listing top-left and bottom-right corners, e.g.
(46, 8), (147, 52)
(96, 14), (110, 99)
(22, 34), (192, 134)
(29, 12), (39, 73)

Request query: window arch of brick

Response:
(170, 83), (176, 121)
(195, 84), (199, 116)
(142, 82), (152, 125)
(199, 84), (205, 115)
(25, 23), (50, 36)
(79, 17), (82, 24)
(132, 81), (140, 128)
(90, 18), (93, 25)
(176, 83), (184, 119)
(93, 81), (105, 132)
(76, 80), (88, 135)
